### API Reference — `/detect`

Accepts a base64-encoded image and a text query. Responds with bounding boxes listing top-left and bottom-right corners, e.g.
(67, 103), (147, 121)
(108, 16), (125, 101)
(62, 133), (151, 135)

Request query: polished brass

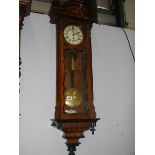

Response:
(65, 88), (82, 108)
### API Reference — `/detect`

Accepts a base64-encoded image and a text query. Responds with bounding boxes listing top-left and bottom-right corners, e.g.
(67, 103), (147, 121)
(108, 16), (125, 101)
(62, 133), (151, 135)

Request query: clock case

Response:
(49, 1), (99, 154)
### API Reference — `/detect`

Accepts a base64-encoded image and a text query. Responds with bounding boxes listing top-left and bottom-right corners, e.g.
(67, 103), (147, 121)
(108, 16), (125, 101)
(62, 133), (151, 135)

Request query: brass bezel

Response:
(63, 25), (84, 45)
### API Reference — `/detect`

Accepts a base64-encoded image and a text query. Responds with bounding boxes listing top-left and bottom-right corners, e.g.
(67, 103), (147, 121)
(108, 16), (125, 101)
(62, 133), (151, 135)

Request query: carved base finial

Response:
(51, 119), (100, 155)
(66, 143), (79, 155)
(69, 151), (75, 155)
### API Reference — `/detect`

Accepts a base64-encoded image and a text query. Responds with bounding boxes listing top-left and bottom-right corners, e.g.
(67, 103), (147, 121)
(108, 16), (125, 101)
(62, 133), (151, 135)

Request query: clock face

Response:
(64, 25), (84, 45)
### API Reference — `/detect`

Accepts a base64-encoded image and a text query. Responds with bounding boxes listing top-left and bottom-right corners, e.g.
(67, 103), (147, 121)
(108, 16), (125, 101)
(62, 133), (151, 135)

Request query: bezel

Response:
(64, 25), (84, 45)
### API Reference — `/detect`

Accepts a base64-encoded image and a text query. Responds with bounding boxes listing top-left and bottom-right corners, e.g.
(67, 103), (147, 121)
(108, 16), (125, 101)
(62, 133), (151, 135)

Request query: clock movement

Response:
(49, 1), (100, 154)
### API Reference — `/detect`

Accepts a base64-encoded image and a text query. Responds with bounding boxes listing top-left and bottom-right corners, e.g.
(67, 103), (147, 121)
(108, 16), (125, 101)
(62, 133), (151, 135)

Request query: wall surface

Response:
(20, 13), (135, 155)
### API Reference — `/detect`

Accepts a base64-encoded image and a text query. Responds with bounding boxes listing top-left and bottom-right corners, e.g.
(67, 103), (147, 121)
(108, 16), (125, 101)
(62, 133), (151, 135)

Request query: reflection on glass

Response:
(64, 49), (88, 114)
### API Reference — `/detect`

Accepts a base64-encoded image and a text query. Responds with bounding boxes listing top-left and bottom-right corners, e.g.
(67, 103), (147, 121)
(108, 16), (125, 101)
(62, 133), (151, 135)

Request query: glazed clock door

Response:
(64, 48), (88, 114)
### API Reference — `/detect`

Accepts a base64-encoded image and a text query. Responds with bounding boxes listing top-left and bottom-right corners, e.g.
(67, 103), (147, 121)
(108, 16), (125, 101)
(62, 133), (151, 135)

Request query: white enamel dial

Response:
(64, 25), (84, 45)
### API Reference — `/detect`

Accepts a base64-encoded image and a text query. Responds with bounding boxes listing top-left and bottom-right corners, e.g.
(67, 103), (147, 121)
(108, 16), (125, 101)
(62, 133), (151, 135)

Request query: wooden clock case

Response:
(49, 1), (100, 154)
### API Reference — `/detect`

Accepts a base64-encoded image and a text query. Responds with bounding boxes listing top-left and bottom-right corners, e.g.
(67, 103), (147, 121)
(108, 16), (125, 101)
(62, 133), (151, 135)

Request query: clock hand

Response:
(72, 30), (75, 40)
(73, 31), (79, 41)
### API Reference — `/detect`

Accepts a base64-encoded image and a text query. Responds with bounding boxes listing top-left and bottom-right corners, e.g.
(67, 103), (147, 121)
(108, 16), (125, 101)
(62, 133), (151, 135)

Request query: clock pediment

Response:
(49, 0), (95, 24)
(63, 1), (90, 17)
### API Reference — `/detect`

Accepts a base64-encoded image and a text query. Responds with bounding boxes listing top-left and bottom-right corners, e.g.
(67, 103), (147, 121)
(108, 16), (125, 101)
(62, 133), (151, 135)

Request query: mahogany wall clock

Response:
(19, 0), (32, 78)
(49, 1), (100, 154)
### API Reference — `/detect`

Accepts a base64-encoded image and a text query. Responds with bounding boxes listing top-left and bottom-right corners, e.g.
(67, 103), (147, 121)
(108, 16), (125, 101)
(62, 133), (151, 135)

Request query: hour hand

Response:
(72, 30), (75, 37)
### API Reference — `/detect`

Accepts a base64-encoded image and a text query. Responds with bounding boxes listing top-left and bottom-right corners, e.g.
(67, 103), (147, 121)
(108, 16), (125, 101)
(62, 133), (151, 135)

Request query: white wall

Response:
(20, 13), (134, 155)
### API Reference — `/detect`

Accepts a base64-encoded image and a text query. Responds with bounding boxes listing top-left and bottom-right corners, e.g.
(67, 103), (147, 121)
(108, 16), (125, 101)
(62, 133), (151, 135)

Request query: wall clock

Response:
(49, 1), (100, 154)
(19, 0), (32, 78)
